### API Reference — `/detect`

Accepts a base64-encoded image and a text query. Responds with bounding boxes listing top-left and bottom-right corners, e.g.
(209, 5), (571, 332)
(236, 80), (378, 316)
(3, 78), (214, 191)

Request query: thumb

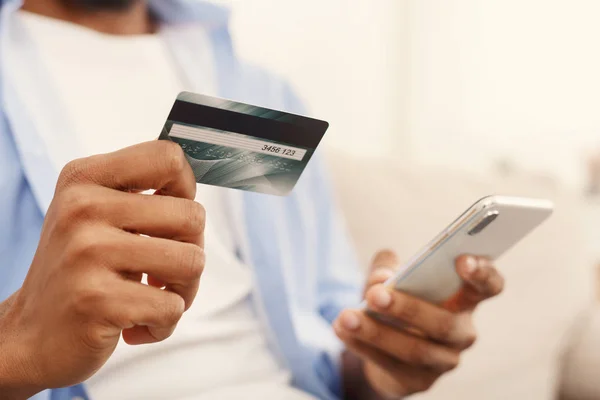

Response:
(364, 250), (399, 296)
(371, 249), (400, 271)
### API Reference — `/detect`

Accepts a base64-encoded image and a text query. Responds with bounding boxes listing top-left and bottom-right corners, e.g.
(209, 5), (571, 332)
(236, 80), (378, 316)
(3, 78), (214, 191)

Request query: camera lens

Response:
(468, 210), (499, 236)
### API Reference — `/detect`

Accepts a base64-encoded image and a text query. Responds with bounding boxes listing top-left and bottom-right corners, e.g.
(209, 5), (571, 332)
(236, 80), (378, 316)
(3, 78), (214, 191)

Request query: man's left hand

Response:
(334, 250), (505, 399)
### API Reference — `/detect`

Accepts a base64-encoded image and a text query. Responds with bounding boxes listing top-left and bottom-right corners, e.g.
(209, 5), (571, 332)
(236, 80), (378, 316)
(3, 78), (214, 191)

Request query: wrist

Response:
(0, 292), (42, 399)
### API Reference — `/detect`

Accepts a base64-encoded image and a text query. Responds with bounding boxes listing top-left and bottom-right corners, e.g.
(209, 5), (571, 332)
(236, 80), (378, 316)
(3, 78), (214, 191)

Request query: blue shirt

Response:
(0, 1), (362, 400)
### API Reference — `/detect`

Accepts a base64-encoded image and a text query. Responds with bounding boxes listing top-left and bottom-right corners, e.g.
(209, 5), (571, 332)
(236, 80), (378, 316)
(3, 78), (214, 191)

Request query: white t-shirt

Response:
(9, 11), (314, 400)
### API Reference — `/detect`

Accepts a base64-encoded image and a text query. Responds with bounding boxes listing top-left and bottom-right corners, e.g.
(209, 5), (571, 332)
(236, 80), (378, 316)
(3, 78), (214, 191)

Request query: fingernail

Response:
(372, 287), (392, 309)
(464, 256), (478, 275)
(341, 311), (361, 331)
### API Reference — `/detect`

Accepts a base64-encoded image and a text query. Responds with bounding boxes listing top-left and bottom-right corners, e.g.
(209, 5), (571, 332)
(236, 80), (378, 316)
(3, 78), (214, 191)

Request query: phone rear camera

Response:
(468, 210), (499, 236)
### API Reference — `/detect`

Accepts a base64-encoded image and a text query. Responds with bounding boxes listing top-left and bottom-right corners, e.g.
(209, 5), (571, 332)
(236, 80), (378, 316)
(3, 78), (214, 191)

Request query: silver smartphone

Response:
(368, 195), (553, 307)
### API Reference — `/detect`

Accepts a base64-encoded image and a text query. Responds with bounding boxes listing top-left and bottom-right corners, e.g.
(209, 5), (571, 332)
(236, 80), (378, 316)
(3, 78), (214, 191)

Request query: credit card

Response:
(158, 92), (329, 196)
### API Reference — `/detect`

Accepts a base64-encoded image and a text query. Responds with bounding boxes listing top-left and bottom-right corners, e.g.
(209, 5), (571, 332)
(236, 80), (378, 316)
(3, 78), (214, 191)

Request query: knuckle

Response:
(462, 331), (477, 349)
(58, 158), (87, 188)
(178, 244), (205, 280)
(415, 376), (437, 393)
(396, 296), (420, 322)
(72, 281), (108, 316)
(457, 318), (478, 349)
(103, 305), (132, 330)
(361, 322), (385, 345)
(407, 338), (430, 365)
(183, 201), (206, 234)
(64, 228), (104, 265)
(491, 274), (505, 296)
(475, 267), (505, 298)
(56, 186), (98, 225)
(474, 265), (493, 283)
(436, 314), (457, 342)
(161, 296), (185, 326)
(80, 323), (112, 353)
(446, 353), (461, 371)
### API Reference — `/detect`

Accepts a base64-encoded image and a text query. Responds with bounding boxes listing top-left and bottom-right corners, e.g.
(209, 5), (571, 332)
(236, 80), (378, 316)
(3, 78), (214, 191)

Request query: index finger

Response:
(58, 140), (197, 200)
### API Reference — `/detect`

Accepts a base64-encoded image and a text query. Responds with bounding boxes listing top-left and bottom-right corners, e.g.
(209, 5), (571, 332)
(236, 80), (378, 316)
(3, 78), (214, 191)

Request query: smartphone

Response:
(368, 195), (553, 308)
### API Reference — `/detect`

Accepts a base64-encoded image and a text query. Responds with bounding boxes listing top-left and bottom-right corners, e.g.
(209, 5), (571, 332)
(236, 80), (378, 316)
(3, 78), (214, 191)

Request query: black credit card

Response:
(159, 92), (329, 196)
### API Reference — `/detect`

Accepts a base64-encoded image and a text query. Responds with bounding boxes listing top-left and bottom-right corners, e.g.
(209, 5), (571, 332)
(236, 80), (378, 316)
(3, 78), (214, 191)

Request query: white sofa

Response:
(325, 150), (600, 400)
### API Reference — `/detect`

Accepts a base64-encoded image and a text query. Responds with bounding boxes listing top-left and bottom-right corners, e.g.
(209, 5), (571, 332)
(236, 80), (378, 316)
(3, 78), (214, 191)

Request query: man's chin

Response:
(63, 0), (140, 11)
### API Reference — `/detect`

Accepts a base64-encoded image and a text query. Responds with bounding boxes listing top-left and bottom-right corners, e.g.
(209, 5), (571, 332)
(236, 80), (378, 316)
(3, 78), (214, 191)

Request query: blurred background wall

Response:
(228, 0), (410, 160)
(407, 0), (600, 190)
(225, 0), (600, 191)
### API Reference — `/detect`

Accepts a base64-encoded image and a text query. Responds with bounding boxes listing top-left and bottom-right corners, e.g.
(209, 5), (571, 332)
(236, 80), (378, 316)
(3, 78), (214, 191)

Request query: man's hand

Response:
(335, 250), (504, 399)
(0, 141), (205, 398)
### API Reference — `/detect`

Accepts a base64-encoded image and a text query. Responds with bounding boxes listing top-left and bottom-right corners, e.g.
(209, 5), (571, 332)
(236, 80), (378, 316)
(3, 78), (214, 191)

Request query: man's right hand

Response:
(0, 141), (205, 398)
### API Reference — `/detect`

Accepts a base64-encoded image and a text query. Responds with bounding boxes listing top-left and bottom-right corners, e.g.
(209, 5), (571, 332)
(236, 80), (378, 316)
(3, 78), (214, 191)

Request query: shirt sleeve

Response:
(281, 83), (364, 324)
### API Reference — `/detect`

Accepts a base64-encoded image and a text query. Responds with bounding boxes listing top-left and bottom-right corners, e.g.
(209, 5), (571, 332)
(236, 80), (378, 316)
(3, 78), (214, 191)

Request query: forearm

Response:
(0, 292), (40, 400)
(342, 351), (387, 400)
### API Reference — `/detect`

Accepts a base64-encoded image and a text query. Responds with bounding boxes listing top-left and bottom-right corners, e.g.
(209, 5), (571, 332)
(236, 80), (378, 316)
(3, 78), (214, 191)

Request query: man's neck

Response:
(21, 0), (154, 35)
